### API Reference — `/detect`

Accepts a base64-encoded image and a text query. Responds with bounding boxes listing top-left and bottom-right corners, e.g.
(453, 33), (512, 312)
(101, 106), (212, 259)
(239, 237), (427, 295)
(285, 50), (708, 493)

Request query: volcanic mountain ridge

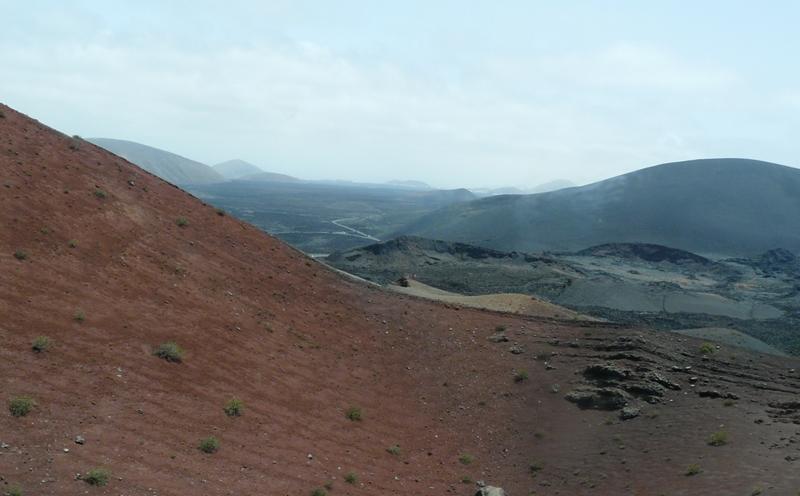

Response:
(1, 104), (799, 495)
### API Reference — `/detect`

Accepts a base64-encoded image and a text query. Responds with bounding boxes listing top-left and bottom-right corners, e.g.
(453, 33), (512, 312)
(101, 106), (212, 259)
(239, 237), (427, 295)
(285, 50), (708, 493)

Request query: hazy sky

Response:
(2, 1), (799, 188)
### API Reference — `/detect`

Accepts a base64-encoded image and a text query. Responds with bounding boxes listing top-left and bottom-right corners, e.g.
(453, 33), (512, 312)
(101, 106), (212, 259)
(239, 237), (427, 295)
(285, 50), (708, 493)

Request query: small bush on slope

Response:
(153, 342), (184, 362)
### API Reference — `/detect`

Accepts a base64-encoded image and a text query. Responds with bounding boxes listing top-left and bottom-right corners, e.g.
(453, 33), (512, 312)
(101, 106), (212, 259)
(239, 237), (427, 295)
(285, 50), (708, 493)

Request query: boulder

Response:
(475, 485), (508, 496)
(619, 406), (641, 420)
(565, 387), (629, 410)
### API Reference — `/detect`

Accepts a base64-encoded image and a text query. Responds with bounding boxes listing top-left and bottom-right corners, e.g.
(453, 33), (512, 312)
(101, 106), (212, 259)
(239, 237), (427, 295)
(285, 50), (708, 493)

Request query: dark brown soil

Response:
(2, 104), (799, 495)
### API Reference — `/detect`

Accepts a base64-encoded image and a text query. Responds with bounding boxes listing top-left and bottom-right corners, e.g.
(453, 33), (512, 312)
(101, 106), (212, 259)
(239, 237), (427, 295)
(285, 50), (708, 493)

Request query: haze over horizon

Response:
(2, 1), (799, 188)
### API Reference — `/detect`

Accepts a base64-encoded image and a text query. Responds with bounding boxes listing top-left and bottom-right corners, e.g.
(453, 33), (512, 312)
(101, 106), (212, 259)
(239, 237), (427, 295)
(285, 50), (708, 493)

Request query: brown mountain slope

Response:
(1, 104), (799, 496)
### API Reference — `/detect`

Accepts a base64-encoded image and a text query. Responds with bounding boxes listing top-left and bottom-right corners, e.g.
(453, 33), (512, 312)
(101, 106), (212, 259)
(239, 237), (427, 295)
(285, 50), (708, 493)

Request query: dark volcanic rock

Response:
(592, 336), (649, 352)
(565, 387), (630, 410)
(769, 400), (800, 410)
(619, 406), (641, 420)
(623, 382), (666, 402)
(697, 389), (739, 400)
(647, 372), (681, 390)
(583, 363), (634, 382)
(759, 248), (797, 267)
(577, 243), (713, 265)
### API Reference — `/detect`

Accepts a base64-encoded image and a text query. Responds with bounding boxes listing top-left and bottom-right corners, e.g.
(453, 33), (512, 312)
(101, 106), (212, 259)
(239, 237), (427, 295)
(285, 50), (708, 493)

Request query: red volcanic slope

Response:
(1, 103), (799, 495)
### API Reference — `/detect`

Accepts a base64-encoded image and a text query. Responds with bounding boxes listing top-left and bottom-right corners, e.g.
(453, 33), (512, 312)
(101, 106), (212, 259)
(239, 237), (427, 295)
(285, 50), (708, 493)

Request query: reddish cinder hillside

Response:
(1, 104), (799, 495)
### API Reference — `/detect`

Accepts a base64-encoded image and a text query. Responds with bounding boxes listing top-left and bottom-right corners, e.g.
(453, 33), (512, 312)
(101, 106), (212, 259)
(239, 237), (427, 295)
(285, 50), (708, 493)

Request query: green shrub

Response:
(8, 396), (35, 417)
(198, 437), (219, 453)
(685, 464), (701, 476)
(216, 209), (226, 216)
(32, 336), (51, 353)
(386, 444), (401, 455)
(458, 453), (474, 465)
(69, 135), (83, 149)
(176, 217), (189, 227)
(68, 240), (78, 248)
(74, 310), (85, 322)
(708, 430), (728, 446)
(94, 189), (107, 199)
(310, 488), (327, 496)
(6, 485), (22, 496)
(223, 398), (244, 417)
(345, 406), (362, 421)
(461, 475), (473, 484)
(494, 325), (506, 332)
(13, 251), (27, 260)
(723, 399), (735, 407)
(699, 343), (715, 355)
(344, 472), (357, 484)
(529, 461), (543, 474)
(154, 342), (184, 362)
(514, 370), (529, 383)
(83, 468), (110, 486)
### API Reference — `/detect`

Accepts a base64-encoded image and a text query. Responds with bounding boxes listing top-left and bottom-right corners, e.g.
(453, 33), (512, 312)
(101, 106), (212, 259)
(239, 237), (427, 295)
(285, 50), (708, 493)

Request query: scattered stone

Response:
(508, 345), (524, 355)
(647, 372), (681, 390)
(769, 400), (800, 410)
(619, 406), (641, 420)
(697, 389), (739, 400)
(75, 435), (85, 445)
(488, 332), (509, 343)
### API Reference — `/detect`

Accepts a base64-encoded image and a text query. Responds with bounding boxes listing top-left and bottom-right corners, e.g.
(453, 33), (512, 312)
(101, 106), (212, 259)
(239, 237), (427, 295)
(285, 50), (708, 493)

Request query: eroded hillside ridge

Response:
(89, 137), (224, 184)
(399, 158), (800, 256)
(1, 104), (799, 495)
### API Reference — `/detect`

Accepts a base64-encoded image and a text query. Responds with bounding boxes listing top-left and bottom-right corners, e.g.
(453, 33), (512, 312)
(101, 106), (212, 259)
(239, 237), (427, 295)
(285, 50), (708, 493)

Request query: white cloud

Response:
(0, 22), (790, 188)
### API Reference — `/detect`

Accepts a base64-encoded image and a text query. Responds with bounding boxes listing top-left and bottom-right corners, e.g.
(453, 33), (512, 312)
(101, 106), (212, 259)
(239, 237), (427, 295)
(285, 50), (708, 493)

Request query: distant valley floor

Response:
(326, 237), (800, 356)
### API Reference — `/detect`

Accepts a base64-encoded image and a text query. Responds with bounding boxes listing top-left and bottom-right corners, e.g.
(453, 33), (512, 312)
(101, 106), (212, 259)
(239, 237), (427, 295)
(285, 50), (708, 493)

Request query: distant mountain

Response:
(529, 179), (576, 193)
(399, 158), (800, 256)
(89, 138), (223, 184)
(386, 180), (433, 190)
(239, 171), (301, 183)
(213, 159), (264, 179)
(472, 179), (575, 197)
(471, 186), (528, 196)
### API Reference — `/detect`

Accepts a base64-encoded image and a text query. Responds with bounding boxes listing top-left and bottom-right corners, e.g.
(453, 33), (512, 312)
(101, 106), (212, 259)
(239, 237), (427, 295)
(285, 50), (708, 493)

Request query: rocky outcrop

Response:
(474, 482), (508, 496)
(566, 356), (682, 411)
(576, 243), (713, 265)
(565, 387), (630, 410)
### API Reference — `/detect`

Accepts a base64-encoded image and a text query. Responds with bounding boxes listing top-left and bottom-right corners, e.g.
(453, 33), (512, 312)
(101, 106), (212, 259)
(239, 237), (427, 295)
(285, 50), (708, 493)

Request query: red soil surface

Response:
(1, 104), (799, 495)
